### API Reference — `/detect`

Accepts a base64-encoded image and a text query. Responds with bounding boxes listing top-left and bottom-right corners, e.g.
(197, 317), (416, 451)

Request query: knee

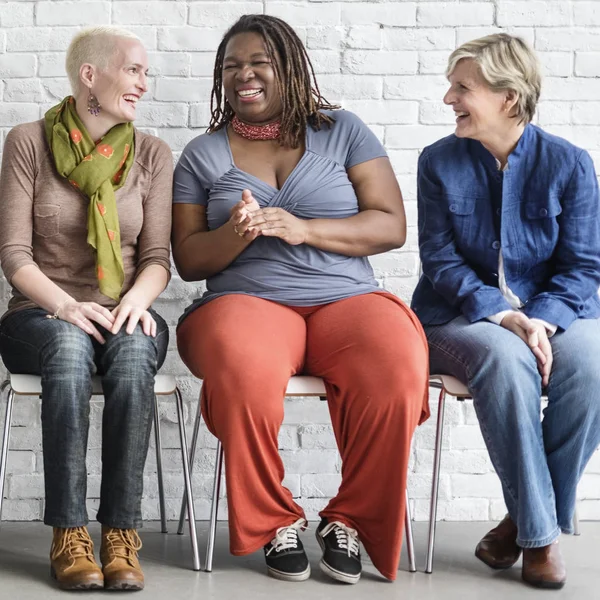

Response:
(103, 330), (158, 378)
(42, 325), (94, 376)
(471, 340), (539, 388)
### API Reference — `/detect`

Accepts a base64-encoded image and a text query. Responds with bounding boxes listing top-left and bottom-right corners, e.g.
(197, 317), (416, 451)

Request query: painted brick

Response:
(341, 3), (417, 28)
(267, 2), (341, 27)
(498, 2), (572, 27)
(0, 54), (36, 78)
(0, 3), (34, 28)
(189, 3), (264, 29)
(343, 50), (417, 75)
(36, 2), (110, 26)
(418, 3), (494, 27)
(575, 52), (600, 77)
(113, 2), (186, 26)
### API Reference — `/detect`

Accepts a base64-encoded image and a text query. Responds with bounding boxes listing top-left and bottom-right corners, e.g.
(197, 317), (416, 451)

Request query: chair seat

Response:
(429, 374), (471, 398)
(285, 376), (327, 396)
(8, 373), (177, 396)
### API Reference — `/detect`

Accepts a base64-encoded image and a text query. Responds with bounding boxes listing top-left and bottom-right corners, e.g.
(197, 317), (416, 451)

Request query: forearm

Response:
(11, 264), (75, 314)
(174, 221), (251, 281)
(304, 210), (405, 257)
(124, 264), (170, 309)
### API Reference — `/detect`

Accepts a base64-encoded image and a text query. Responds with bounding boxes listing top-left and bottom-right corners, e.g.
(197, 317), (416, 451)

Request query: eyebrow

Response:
(223, 52), (270, 62)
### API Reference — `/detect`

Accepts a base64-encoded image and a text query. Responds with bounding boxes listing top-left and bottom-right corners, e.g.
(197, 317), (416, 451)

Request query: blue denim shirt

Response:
(411, 124), (600, 331)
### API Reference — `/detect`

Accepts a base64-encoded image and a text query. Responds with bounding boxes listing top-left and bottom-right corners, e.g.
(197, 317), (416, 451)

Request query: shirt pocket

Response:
(446, 193), (477, 242)
(523, 195), (562, 261)
(33, 204), (61, 238)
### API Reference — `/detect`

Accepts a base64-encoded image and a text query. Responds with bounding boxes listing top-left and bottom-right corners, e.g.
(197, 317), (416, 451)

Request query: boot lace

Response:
(50, 527), (96, 570)
(321, 521), (360, 557)
(265, 518), (306, 556)
(103, 528), (142, 567)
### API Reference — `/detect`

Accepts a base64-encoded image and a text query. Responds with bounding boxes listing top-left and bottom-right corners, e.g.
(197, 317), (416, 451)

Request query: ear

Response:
(79, 63), (95, 91)
(504, 89), (519, 116)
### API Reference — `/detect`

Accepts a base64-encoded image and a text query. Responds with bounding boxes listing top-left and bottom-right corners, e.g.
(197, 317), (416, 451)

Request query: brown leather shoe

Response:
(522, 541), (566, 589)
(50, 526), (104, 590)
(475, 515), (522, 569)
(100, 526), (144, 591)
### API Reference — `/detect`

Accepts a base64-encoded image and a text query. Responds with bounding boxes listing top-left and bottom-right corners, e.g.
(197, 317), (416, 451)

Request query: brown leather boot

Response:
(50, 526), (104, 590)
(522, 541), (566, 589)
(475, 515), (522, 569)
(100, 526), (144, 591)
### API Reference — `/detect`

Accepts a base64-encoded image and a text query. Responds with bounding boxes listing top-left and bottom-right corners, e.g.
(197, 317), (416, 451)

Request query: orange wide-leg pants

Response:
(177, 291), (429, 580)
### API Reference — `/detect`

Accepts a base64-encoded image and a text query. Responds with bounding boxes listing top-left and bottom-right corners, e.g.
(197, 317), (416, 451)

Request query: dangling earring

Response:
(87, 91), (101, 116)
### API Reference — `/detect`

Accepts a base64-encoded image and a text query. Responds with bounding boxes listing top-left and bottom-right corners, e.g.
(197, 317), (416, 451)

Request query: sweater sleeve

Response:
(0, 126), (37, 283)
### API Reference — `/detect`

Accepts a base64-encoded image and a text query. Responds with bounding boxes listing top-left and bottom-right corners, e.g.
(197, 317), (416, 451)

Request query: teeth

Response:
(238, 89), (262, 97)
(123, 95), (138, 103)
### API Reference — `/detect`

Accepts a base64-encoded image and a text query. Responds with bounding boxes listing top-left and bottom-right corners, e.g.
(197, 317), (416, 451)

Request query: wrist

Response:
(302, 219), (313, 245)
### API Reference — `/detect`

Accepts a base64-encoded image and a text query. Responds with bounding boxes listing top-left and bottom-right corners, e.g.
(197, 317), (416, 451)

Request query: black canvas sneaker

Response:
(263, 518), (310, 582)
(315, 518), (361, 584)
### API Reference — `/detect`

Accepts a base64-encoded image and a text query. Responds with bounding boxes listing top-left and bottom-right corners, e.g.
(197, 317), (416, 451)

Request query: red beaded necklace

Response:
(231, 115), (281, 141)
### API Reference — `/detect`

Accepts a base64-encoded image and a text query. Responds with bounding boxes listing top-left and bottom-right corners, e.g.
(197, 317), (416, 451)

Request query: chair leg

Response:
(205, 441), (223, 573)
(153, 394), (168, 534)
(573, 505), (581, 536)
(0, 383), (15, 525)
(177, 396), (202, 536)
(425, 388), (446, 574)
(404, 488), (417, 573)
(175, 387), (200, 571)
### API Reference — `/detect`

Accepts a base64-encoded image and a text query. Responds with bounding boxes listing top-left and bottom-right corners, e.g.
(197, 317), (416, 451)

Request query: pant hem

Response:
(44, 517), (89, 528)
(97, 515), (143, 530)
(517, 527), (561, 548)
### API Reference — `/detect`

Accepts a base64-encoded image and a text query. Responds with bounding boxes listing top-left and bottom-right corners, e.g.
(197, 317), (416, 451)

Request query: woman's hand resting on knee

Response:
(58, 300), (116, 344)
(500, 312), (553, 387)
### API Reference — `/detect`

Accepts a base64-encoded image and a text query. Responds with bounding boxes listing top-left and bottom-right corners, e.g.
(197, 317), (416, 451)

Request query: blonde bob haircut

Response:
(446, 33), (541, 125)
(65, 26), (141, 94)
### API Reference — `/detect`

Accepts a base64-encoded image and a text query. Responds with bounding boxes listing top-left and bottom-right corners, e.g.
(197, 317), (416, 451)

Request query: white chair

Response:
(426, 374), (581, 574)
(176, 375), (418, 574)
(0, 373), (201, 571)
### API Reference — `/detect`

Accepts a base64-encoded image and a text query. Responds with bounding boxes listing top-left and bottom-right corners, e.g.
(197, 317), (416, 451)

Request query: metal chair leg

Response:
(153, 394), (168, 534)
(404, 488), (416, 573)
(0, 382), (14, 525)
(177, 396), (202, 535)
(573, 505), (581, 536)
(175, 387), (200, 571)
(425, 388), (446, 574)
(205, 442), (223, 573)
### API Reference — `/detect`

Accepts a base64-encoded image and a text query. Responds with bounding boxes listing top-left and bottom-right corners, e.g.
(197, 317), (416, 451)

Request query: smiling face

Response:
(222, 31), (283, 125)
(90, 37), (149, 125)
(444, 58), (515, 143)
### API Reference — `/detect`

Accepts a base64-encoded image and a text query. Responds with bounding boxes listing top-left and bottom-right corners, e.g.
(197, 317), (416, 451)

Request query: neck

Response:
(74, 95), (120, 142)
(480, 122), (526, 168)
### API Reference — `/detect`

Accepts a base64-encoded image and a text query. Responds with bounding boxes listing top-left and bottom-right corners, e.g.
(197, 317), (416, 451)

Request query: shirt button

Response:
(492, 241), (501, 250)
(539, 208), (548, 217)
(449, 204), (457, 213)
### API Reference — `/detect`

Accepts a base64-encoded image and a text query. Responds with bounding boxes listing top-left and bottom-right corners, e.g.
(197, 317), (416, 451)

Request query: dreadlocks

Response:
(208, 14), (339, 149)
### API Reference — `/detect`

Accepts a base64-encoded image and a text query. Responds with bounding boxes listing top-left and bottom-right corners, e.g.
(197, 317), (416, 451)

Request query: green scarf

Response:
(44, 96), (135, 301)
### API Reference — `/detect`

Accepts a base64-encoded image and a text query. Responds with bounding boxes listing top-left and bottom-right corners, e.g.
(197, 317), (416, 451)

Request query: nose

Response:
(443, 86), (455, 106)
(137, 72), (148, 94)
(236, 64), (255, 82)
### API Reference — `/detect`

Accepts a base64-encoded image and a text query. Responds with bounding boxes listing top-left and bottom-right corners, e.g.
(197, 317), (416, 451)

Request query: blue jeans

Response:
(0, 308), (168, 529)
(425, 317), (600, 548)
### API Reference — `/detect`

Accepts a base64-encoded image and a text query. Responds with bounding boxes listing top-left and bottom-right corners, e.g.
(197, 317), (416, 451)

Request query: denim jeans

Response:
(425, 316), (600, 548)
(0, 308), (168, 529)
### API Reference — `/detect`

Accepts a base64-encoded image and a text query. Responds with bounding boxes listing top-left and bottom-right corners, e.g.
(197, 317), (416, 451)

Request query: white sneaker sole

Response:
(267, 564), (311, 582)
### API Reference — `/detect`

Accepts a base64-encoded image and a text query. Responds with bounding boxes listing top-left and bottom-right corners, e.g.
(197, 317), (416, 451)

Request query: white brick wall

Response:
(1, 0), (599, 523)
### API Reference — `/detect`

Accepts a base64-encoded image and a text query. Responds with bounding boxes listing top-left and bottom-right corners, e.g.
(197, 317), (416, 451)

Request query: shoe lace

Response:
(51, 527), (95, 569)
(265, 518), (307, 556)
(321, 521), (360, 557)
(103, 528), (142, 567)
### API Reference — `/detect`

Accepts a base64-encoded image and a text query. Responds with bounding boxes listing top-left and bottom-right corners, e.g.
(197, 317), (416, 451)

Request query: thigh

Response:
(176, 294), (307, 380)
(94, 308), (169, 374)
(0, 308), (94, 374)
(425, 315), (537, 384)
(304, 292), (428, 383)
(548, 318), (600, 395)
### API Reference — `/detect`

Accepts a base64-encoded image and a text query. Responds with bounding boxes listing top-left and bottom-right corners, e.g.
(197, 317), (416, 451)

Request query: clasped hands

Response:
(229, 189), (308, 246)
(500, 312), (553, 387)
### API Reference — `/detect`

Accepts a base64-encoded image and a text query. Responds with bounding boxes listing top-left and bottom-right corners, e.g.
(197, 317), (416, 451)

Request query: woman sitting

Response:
(172, 14), (429, 585)
(412, 33), (600, 590)
(0, 26), (172, 591)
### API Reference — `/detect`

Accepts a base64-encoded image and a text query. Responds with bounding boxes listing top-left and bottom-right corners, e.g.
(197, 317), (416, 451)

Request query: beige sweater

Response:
(0, 120), (173, 320)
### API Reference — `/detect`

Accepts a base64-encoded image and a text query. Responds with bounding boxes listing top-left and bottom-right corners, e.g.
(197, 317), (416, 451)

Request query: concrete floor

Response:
(0, 521), (598, 599)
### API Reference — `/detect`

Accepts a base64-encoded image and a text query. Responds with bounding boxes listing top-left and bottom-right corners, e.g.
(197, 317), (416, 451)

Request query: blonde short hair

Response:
(65, 26), (141, 94)
(446, 33), (541, 124)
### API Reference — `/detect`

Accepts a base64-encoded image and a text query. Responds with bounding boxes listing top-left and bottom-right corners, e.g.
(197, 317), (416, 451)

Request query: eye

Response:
(223, 64), (236, 70)
(253, 61), (270, 66)
(128, 67), (138, 74)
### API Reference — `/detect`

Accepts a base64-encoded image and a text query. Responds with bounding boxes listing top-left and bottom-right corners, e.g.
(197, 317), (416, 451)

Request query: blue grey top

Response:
(173, 110), (387, 322)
